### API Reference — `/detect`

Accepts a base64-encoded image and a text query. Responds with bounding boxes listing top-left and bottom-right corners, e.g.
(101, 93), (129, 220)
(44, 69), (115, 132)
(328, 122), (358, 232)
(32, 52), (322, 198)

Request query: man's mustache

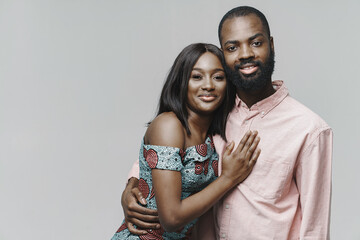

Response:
(234, 59), (261, 70)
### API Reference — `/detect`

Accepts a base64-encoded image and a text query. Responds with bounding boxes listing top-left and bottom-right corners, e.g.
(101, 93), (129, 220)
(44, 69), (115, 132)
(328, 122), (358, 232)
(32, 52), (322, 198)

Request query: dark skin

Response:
(221, 14), (275, 108)
(121, 177), (160, 232)
(122, 14), (275, 235)
(147, 113), (259, 232)
(121, 51), (260, 235)
(122, 128), (259, 234)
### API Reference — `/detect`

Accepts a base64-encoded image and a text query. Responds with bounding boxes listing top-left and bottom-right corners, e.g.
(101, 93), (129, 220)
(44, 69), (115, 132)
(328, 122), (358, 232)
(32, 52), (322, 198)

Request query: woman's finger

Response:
(223, 141), (235, 156)
(244, 136), (260, 160)
(248, 148), (261, 169)
(241, 131), (258, 154)
(233, 130), (252, 154)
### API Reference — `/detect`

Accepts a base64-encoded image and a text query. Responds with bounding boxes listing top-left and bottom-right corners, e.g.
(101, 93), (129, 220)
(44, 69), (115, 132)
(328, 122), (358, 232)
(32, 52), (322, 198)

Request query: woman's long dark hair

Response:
(152, 43), (235, 141)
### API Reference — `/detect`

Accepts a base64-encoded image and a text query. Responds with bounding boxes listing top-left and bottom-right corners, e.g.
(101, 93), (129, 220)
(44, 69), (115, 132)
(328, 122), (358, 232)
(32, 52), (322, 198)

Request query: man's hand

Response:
(121, 177), (161, 235)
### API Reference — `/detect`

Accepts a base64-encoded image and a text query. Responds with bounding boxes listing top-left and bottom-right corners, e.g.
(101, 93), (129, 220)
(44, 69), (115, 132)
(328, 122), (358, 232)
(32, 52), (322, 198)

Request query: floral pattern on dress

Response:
(111, 136), (219, 240)
(144, 148), (159, 169)
(139, 178), (150, 198)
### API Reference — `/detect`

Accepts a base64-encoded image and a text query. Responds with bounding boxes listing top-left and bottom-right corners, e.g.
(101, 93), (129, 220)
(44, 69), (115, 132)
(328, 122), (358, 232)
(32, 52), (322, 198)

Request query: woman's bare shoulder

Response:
(145, 112), (185, 149)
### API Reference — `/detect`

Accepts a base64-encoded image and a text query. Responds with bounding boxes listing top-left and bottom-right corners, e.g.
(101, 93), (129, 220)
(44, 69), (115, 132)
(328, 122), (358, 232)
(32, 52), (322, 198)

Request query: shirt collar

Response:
(235, 80), (289, 117)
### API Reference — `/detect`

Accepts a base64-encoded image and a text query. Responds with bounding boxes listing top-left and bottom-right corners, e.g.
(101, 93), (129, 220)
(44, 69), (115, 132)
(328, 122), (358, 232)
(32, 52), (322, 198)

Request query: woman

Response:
(112, 43), (260, 239)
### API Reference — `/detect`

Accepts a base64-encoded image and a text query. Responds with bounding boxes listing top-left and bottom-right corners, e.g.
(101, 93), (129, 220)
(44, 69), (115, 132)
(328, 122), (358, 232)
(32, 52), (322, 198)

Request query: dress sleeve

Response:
(296, 127), (333, 239)
(143, 145), (184, 171)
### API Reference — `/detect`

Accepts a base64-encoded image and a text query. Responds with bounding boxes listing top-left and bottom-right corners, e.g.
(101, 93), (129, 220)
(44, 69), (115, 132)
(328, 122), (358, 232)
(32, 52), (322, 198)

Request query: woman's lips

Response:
(198, 95), (217, 102)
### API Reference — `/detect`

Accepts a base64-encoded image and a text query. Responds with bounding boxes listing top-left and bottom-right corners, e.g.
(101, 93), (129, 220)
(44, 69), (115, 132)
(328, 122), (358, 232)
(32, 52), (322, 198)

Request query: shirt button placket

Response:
(220, 202), (231, 239)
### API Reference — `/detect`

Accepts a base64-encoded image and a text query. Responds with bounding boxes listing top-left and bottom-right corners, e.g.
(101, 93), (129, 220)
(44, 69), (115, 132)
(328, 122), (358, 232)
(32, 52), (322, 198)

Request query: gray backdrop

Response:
(0, 0), (359, 239)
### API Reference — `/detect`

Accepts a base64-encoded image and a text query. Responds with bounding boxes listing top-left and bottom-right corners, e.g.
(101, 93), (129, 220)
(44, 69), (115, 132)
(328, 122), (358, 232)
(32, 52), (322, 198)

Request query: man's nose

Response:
(238, 45), (254, 60)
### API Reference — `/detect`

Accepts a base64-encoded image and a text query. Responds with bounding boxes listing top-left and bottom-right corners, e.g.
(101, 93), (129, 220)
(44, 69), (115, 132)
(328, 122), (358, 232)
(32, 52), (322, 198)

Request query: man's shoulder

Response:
(281, 95), (331, 132)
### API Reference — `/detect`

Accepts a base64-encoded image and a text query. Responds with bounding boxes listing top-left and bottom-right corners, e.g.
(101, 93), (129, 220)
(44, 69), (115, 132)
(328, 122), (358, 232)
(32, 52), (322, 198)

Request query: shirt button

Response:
(261, 111), (265, 115)
(225, 204), (230, 209)
(221, 233), (226, 238)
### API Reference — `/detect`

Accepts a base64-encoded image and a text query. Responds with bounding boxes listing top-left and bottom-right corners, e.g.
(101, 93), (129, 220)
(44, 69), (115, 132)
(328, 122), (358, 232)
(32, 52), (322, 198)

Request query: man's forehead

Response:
(221, 15), (265, 42)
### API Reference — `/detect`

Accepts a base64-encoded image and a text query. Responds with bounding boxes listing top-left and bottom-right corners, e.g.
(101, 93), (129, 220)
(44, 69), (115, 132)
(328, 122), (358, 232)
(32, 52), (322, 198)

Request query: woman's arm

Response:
(147, 114), (260, 232)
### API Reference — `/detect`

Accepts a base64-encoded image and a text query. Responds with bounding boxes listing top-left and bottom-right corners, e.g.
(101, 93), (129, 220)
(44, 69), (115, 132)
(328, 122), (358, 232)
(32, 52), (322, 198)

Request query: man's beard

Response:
(226, 50), (275, 91)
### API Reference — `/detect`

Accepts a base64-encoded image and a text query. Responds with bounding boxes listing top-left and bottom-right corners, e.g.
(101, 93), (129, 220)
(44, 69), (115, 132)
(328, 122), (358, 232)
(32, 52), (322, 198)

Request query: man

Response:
(122, 6), (332, 239)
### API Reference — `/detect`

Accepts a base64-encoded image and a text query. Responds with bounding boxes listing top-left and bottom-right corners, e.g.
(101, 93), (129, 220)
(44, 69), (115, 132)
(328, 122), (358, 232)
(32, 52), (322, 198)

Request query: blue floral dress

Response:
(112, 136), (219, 240)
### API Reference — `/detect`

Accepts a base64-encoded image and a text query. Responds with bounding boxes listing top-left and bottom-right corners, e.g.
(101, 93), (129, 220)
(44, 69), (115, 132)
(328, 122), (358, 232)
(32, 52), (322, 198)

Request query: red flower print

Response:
(195, 144), (207, 157)
(212, 160), (218, 177)
(138, 178), (149, 199)
(203, 159), (210, 175)
(149, 187), (155, 200)
(116, 222), (127, 233)
(209, 136), (215, 150)
(144, 148), (158, 168)
(195, 159), (210, 175)
(179, 148), (186, 163)
(195, 162), (203, 175)
(139, 227), (165, 240)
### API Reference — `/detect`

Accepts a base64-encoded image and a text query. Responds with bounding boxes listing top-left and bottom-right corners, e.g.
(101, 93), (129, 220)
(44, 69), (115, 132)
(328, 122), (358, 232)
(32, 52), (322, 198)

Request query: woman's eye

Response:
(214, 75), (225, 80)
(192, 75), (202, 80)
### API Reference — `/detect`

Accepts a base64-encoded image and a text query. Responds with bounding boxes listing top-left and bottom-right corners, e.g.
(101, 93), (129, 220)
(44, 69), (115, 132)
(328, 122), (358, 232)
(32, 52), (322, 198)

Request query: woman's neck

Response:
(186, 111), (213, 147)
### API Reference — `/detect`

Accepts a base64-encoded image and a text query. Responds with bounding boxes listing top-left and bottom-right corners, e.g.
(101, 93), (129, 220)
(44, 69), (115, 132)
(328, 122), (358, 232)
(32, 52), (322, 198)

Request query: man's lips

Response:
(238, 64), (258, 75)
(198, 94), (217, 102)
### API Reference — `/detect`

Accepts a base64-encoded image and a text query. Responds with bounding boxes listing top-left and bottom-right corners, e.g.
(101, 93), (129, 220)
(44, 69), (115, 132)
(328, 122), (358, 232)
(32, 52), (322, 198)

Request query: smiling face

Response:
(220, 14), (275, 91)
(187, 52), (227, 116)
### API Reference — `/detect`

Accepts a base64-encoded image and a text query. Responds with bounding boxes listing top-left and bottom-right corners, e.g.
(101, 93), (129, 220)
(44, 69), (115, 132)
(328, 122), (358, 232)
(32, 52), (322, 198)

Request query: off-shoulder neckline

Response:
(142, 136), (212, 152)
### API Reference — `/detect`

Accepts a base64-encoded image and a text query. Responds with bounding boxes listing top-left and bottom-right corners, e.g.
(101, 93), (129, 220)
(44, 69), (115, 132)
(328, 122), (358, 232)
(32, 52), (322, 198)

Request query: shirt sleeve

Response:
(296, 127), (333, 239)
(127, 159), (139, 181)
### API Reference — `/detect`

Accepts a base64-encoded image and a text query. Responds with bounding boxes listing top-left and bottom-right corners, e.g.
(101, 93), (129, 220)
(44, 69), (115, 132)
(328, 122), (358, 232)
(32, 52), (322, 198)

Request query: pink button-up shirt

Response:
(128, 81), (332, 240)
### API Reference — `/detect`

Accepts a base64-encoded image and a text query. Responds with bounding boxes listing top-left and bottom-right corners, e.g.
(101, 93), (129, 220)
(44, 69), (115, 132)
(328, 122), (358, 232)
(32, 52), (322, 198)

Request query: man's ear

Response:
(270, 36), (274, 52)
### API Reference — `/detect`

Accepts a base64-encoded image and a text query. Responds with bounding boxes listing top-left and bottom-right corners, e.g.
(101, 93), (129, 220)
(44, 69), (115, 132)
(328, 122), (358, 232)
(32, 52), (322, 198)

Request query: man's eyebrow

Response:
(249, 33), (265, 41)
(224, 33), (266, 46)
(223, 40), (238, 46)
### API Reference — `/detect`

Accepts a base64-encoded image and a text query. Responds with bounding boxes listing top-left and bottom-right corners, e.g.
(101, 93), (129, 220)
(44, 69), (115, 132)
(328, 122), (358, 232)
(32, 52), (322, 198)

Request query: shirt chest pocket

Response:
(243, 159), (291, 199)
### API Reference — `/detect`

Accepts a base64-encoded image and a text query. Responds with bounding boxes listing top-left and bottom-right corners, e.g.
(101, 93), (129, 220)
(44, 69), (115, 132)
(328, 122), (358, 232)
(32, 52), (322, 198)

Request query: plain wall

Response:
(0, 0), (359, 239)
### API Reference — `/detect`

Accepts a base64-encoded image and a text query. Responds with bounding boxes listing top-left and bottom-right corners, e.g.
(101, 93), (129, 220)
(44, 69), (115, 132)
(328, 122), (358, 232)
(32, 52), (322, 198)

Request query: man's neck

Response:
(237, 81), (276, 108)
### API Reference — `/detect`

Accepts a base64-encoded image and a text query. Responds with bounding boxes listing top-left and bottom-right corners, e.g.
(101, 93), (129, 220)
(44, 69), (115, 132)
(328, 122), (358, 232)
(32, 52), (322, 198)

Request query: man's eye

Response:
(252, 41), (262, 47)
(227, 46), (236, 52)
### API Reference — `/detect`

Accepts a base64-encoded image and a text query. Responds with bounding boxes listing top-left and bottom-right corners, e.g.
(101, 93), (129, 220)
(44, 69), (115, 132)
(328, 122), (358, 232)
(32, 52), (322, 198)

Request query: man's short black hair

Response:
(218, 6), (271, 46)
